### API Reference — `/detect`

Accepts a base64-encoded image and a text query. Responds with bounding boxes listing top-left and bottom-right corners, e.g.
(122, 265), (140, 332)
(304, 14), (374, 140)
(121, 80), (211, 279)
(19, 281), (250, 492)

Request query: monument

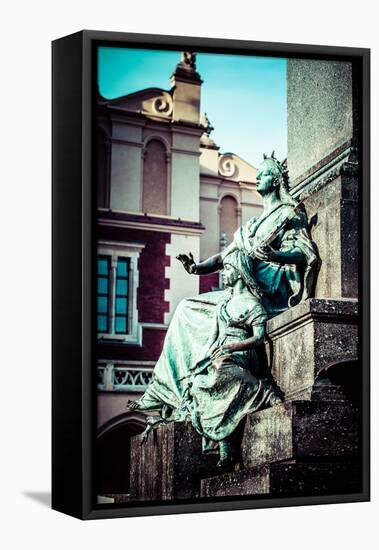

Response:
(127, 57), (361, 503)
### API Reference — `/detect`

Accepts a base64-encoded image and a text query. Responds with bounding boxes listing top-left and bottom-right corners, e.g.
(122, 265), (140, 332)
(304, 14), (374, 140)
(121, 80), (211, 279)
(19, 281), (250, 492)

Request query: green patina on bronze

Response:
(129, 153), (319, 467)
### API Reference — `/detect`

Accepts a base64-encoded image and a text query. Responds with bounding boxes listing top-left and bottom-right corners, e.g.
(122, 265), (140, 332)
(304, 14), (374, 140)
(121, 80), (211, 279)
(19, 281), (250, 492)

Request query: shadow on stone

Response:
(312, 359), (361, 403)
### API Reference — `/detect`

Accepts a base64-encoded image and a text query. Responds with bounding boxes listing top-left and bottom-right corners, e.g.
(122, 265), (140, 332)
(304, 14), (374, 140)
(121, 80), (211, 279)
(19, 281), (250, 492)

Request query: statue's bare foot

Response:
(216, 440), (238, 471)
(268, 393), (283, 407)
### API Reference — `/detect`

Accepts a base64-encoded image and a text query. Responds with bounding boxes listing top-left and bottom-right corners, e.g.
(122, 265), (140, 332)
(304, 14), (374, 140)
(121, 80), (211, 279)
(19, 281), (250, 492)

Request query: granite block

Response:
(201, 461), (361, 498)
(266, 298), (358, 400)
(241, 401), (359, 469)
(129, 421), (217, 502)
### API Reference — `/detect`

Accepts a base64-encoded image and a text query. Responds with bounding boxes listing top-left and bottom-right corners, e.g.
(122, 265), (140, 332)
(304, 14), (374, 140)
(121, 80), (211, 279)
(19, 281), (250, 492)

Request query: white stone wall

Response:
(164, 233), (200, 324)
(171, 152), (200, 221)
(112, 122), (142, 143)
(110, 143), (142, 212)
(200, 199), (219, 259)
(241, 203), (263, 225)
(199, 148), (219, 176)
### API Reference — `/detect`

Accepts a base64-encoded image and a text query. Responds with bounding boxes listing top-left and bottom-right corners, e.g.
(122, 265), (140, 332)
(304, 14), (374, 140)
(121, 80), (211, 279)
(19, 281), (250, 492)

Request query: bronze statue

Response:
(129, 153), (319, 466)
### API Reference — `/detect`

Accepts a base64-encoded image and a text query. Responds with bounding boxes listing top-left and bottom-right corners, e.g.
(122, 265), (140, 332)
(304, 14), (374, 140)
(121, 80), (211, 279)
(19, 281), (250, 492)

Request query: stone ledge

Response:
(201, 460), (361, 498)
(265, 298), (358, 400)
(241, 400), (359, 470)
(267, 298), (358, 336)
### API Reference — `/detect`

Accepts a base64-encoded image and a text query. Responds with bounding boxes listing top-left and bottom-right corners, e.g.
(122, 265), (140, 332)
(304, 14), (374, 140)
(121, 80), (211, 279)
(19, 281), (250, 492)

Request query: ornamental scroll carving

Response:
(219, 154), (237, 178)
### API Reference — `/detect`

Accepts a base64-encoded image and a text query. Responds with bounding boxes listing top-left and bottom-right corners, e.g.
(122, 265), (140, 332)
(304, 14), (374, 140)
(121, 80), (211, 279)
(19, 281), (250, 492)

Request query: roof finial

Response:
(200, 112), (214, 137)
(179, 51), (197, 70)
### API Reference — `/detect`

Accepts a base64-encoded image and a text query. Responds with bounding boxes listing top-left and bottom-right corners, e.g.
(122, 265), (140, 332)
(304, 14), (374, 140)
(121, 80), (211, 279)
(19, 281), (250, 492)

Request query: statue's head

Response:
(256, 151), (288, 197)
(222, 250), (262, 298)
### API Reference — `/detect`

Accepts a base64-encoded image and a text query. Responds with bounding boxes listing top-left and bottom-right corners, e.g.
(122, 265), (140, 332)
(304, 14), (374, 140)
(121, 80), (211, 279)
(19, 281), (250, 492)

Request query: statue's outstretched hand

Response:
(176, 252), (197, 274)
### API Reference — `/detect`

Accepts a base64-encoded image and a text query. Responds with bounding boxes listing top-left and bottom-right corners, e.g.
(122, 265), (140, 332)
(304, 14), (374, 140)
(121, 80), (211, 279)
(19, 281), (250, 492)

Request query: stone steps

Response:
(128, 398), (359, 502)
(200, 399), (361, 499)
(241, 400), (359, 470)
(201, 460), (361, 498)
(127, 298), (360, 503)
(97, 494), (130, 504)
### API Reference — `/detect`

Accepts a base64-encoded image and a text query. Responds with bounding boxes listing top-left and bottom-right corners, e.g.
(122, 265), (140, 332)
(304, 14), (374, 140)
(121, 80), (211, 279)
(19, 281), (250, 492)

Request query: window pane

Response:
(97, 277), (108, 295)
(97, 315), (107, 332)
(98, 257), (109, 275)
(97, 296), (108, 314)
(116, 279), (128, 296)
(117, 259), (128, 277)
(115, 316), (127, 334)
(116, 297), (127, 314)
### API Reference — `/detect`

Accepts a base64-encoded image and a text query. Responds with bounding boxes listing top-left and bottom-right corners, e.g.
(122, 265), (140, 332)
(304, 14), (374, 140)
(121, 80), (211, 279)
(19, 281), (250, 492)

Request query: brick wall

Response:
(97, 225), (170, 362)
(199, 272), (220, 294)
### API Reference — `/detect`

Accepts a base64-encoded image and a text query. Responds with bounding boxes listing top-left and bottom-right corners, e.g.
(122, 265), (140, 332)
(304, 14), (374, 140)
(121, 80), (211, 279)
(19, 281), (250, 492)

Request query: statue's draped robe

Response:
(234, 203), (319, 315)
(134, 203), (319, 443)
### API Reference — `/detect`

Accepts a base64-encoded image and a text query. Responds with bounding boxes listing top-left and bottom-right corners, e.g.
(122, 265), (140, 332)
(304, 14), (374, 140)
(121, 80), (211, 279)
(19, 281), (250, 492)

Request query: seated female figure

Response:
(130, 250), (280, 466)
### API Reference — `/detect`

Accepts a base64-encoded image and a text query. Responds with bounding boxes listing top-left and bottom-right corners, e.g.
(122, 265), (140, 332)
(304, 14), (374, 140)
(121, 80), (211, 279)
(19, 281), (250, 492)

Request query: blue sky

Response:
(98, 47), (287, 168)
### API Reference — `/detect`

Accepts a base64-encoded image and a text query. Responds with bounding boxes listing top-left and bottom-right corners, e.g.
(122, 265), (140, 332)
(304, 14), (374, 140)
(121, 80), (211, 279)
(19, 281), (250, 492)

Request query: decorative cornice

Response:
(200, 142), (220, 151)
(171, 148), (201, 157)
(110, 138), (143, 148)
(290, 140), (353, 187)
(98, 103), (204, 135)
(200, 174), (256, 187)
(298, 161), (359, 203)
(97, 209), (205, 236)
(267, 298), (358, 339)
(290, 141), (359, 200)
(97, 240), (146, 254)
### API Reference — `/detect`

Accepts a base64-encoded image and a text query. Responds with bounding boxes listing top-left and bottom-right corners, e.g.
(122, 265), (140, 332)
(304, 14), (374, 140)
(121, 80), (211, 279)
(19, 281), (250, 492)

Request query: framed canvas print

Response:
(52, 30), (370, 520)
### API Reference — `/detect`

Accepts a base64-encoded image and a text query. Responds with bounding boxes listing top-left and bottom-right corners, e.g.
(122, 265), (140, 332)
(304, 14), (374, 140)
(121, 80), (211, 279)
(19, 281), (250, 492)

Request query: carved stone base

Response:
(129, 421), (217, 502)
(266, 298), (358, 401)
(129, 298), (359, 502)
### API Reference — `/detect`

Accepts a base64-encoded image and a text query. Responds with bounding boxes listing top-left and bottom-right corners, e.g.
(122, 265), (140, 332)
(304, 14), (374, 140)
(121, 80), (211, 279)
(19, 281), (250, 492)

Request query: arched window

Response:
(219, 195), (239, 246)
(142, 139), (168, 215)
(97, 130), (109, 208)
(96, 418), (145, 495)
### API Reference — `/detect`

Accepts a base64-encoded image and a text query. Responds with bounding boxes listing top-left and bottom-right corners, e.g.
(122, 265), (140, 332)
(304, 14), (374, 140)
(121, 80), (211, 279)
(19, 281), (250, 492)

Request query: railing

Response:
(97, 364), (153, 392)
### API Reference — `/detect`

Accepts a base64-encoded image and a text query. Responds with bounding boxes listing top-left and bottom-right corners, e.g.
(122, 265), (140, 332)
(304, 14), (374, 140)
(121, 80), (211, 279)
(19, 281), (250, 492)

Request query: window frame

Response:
(97, 240), (145, 344)
(97, 255), (111, 333)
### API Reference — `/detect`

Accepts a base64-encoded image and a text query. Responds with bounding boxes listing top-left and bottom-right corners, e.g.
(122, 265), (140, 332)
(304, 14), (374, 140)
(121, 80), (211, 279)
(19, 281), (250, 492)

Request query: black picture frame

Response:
(52, 30), (370, 520)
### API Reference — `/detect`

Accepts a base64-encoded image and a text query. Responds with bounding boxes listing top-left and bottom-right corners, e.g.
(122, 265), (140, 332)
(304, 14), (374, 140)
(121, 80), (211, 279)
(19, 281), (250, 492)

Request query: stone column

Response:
(287, 59), (359, 300)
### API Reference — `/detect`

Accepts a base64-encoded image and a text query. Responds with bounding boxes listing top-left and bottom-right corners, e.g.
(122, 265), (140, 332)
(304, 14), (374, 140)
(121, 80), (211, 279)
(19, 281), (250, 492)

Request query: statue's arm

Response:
(254, 245), (305, 266)
(211, 324), (265, 358)
(193, 253), (223, 274)
(176, 242), (237, 275)
(228, 324), (265, 352)
(272, 247), (305, 265)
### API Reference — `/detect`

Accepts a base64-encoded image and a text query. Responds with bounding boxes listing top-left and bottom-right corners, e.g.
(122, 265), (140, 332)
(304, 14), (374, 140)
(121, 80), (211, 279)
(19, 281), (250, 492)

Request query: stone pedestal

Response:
(266, 298), (358, 401)
(129, 421), (217, 502)
(287, 59), (356, 183)
(129, 297), (360, 502)
(241, 400), (359, 470)
(287, 58), (359, 302)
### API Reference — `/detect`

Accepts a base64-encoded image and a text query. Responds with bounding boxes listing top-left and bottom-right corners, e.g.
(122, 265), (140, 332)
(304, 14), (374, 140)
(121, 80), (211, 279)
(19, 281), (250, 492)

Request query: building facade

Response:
(95, 52), (262, 496)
